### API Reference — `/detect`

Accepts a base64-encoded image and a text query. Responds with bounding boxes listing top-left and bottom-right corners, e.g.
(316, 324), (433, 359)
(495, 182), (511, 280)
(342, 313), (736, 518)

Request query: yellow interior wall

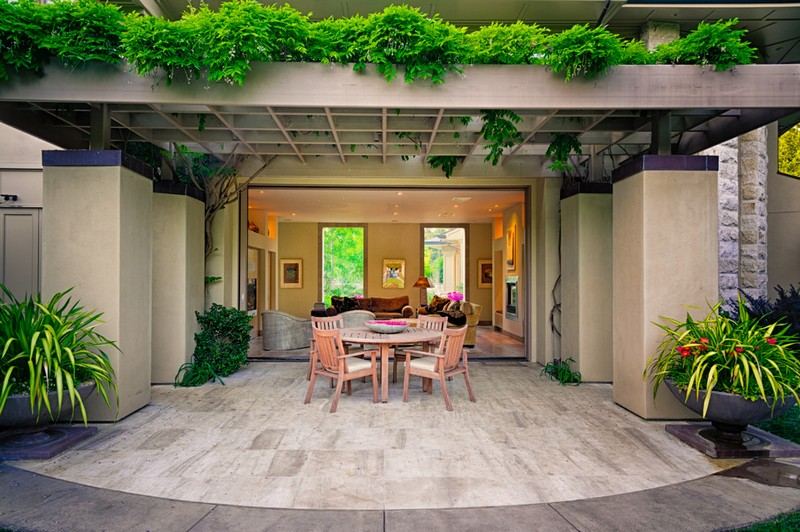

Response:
(367, 224), (422, 305)
(503, 203), (525, 337)
(276, 221), (496, 319)
(468, 223), (493, 322)
(277, 222), (319, 318)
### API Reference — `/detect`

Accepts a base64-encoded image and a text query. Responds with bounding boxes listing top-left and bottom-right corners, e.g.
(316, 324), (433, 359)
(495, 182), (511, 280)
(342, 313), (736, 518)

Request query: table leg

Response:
(381, 344), (390, 402)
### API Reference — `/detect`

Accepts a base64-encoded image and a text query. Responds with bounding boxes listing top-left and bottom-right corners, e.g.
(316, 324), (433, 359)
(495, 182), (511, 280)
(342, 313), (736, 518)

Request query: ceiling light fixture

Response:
(396, 192), (404, 196)
(291, 212), (297, 216)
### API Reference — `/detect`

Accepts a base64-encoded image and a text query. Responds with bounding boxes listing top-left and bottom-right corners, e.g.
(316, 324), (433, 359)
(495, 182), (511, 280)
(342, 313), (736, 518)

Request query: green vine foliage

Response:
(656, 18), (757, 71)
(465, 22), (549, 64)
(360, 5), (466, 84)
(546, 133), (582, 173)
(480, 110), (522, 165)
(427, 155), (461, 178)
(546, 24), (623, 81)
(0, 0), (760, 86)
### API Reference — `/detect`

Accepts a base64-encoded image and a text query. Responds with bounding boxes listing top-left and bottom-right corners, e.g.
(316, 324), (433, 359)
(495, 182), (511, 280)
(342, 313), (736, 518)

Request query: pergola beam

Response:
(149, 104), (224, 160)
(381, 108), (388, 164)
(504, 111), (557, 161)
(266, 106), (305, 163)
(3, 64), (797, 110)
(425, 109), (445, 157)
(207, 105), (261, 160)
(324, 107), (346, 164)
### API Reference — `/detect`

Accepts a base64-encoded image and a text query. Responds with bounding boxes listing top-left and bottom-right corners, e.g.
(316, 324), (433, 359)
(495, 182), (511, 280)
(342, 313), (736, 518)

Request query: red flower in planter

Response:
(766, 337), (777, 345)
(677, 346), (692, 358)
(699, 337), (709, 344)
(734, 346), (745, 354)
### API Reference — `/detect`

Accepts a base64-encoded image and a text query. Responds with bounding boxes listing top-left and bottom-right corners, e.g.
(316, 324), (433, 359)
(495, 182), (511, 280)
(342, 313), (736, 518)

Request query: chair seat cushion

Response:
(410, 356), (438, 372)
(345, 356), (372, 373)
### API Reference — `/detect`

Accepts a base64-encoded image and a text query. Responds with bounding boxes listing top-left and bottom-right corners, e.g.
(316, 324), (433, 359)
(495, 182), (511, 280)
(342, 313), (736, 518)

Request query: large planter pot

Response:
(0, 383), (96, 428)
(665, 379), (796, 438)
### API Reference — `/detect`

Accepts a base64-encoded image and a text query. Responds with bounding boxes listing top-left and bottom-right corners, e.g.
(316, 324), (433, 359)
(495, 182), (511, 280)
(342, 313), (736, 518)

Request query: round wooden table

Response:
(340, 326), (442, 402)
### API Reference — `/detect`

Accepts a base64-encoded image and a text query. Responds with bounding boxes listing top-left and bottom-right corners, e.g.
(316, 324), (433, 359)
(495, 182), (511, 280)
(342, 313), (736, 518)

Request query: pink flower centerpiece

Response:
(447, 291), (464, 302)
(365, 319), (408, 334)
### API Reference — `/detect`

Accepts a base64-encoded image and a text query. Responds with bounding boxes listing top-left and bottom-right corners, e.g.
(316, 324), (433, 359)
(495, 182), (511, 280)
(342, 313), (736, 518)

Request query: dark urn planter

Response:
(665, 379), (796, 441)
(0, 382), (96, 428)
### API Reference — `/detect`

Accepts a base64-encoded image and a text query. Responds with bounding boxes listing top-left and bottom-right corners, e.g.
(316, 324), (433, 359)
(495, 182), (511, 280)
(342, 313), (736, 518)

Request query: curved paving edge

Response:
(1, 460), (798, 532)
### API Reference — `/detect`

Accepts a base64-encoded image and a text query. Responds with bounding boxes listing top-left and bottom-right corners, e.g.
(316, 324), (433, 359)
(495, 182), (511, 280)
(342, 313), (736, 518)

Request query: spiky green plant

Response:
(0, 285), (117, 424)
(645, 298), (800, 417)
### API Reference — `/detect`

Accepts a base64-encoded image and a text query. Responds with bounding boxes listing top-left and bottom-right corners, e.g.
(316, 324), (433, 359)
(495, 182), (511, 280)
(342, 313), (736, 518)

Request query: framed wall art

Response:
(382, 258), (406, 289)
(279, 259), (303, 288)
(478, 259), (493, 288)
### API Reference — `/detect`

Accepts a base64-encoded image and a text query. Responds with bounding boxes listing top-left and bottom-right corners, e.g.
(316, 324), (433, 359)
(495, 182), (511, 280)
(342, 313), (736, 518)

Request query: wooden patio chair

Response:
(308, 315), (343, 380)
(393, 314), (447, 383)
(401, 325), (476, 411)
(304, 328), (379, 413)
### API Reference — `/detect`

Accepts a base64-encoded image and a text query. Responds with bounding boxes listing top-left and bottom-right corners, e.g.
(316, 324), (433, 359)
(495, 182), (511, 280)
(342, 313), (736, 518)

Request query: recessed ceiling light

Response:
(488, 208), (493, 212)
(259, 190), (264, 195)
(453, 204), (459, 208)
(392, 211), (399, 216)
(291, 212), (297, 216)
(396, 192), (404, 196)
(494, 204), (499, 208)
(393, 204), (399, 208)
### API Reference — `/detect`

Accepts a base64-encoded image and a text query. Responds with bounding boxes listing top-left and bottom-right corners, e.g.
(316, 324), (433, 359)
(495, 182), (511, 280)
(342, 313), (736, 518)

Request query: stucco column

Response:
(151, 183), (205, 384)
(41, 150), (152, 421)
(739, 126), (769, 300)
(560, 184), (612, 382)
(612, 155), (718, 419)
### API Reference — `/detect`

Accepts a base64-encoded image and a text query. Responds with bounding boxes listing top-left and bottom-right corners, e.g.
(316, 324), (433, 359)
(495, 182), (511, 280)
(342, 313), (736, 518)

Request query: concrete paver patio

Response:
(13, 362), (744, 510)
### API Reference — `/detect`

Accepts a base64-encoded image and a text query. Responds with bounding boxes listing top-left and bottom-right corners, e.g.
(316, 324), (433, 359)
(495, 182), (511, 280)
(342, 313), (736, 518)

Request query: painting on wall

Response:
(382, 258), (406, 289)
(279, 259), (303, 288)
(478, 259), (493, 288)
(506, 224), (516, 270)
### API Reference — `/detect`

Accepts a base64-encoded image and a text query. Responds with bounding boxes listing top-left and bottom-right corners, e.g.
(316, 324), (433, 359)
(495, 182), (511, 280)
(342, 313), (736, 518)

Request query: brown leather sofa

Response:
(326, 295), (414, 320)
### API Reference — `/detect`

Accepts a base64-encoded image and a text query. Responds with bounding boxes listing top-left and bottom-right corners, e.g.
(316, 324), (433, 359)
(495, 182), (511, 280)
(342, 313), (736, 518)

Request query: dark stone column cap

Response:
(613, 155), (719, 183)
(42, 150), (154, 180)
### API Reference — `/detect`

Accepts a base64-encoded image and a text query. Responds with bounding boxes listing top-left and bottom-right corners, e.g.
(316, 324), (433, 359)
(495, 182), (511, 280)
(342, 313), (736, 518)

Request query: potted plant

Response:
(0, 286), (117, 427)
(645, 298), (800, 439)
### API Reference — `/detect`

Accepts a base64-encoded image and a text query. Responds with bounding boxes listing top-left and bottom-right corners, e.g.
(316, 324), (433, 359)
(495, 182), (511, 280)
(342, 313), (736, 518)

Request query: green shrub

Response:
(656, 18), (757, 71)
(546, 24), (623, 81)
(0, 285), (117, 424)
(541, 357), (582, 385)
(175, 304), (251, 387)
(123, 13), (201, 83)
(360, 5), (467, 83)
(465, 22), (549, 64)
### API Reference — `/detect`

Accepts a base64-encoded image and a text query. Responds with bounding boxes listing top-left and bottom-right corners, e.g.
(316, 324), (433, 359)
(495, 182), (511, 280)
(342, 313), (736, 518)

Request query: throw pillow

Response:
(428, 295), (450, 312)
(438, 309), (467, 326)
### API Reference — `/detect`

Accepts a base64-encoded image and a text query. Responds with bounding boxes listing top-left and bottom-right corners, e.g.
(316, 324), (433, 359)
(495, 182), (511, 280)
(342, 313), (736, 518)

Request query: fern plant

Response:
(546, 24), (623, 81)
(480, 110), (522, 165)
(465, 22), (549, 64)
(541, 357), (582, 385)
(427, 155), (461, 177)
(656, 18), (756, 71)
(546, 133), (582, 173)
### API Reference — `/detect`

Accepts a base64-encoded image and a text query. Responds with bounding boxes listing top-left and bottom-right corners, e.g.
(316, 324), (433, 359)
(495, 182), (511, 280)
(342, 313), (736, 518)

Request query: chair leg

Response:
(439, 373), (453, 411)
(464, 369), (476, 402)
(304, 371), (318, 404)
(392, 356), (398, 384)
(330, 378), (344, 413)
(403, 365), (411, 402)
(346, 380), (352, 396)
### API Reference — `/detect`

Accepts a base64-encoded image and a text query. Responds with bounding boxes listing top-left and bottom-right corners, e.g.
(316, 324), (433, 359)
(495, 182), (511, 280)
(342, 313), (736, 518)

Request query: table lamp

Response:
(412, 276), (432, 306)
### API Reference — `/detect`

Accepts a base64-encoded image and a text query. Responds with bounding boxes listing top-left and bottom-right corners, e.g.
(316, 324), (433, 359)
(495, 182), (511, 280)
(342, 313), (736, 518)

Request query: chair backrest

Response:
(340, 310), (376, 329)
(418, 314), (447, 332)
(434, 325), (468, 371)
(312, 327), (346, 373)
(311, 315), (343, 331)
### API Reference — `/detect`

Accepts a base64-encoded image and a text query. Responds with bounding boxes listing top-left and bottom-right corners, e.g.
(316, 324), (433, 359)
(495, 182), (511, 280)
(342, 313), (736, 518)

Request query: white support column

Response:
(534, 177), (562, 364)
(612, 155), (718, 419)
(151, 184), (205, 384)
(560, 185), (613, 382)
(42, 150), (152, 421)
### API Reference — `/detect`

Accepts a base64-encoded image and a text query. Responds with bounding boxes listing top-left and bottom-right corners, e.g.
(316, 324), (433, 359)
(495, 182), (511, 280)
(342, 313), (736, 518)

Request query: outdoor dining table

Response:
(340, 326), (442, 402)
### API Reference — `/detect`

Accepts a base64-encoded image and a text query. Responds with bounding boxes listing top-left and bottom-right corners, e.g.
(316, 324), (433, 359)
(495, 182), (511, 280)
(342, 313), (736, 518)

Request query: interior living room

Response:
(245, 187), (527, 359)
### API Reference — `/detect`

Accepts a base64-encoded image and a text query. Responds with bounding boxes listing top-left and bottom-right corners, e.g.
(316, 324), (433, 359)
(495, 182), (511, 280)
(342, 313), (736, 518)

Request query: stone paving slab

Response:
(1, 460), (799, 532)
